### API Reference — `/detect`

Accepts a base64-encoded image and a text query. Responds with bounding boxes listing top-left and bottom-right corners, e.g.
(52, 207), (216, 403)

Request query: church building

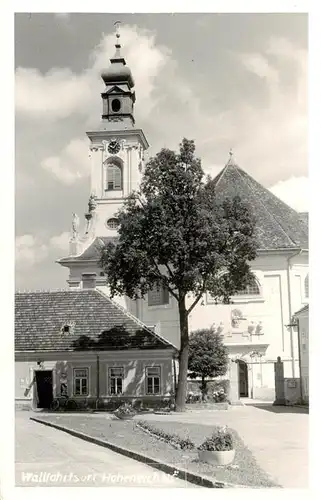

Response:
(57, 27), (309, 403)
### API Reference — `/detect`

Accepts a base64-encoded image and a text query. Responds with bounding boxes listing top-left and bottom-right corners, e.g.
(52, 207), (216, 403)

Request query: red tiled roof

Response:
(15, 289), (175, 352)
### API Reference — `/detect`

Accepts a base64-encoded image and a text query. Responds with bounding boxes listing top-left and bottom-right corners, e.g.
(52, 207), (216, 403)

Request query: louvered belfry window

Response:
(107, 162), (122, 191)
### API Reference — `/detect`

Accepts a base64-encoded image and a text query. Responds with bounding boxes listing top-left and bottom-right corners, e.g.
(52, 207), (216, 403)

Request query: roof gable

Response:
(209, 164), (308, 250)
(15, 289), (174, 353)
(58, 237), (117, 264)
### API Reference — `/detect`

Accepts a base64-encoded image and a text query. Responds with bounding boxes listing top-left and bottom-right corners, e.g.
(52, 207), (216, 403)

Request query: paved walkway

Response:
(15, 411), (193, 488)
(141, 404), (309, 488)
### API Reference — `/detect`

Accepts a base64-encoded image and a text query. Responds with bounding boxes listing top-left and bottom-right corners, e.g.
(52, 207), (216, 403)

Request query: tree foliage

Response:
(188, 328), (229, 400)
(99, 138), (258, 411)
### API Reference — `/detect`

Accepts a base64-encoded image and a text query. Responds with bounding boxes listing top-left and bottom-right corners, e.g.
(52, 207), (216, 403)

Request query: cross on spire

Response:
(227, 148), (236, 166)
(114, 21), (121, 45)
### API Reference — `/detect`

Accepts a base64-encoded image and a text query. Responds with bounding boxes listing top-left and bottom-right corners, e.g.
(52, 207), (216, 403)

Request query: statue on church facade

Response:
(88, 193), (97, 213)
(71, 213), (80, 239)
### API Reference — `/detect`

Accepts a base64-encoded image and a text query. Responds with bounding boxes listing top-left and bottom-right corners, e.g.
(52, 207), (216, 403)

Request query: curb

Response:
(30, 416), (244, 489)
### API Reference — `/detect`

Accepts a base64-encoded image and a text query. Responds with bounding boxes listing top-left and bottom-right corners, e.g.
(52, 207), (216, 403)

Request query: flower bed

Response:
(136, 420), (194, 450)
(34, 414), (279, 488)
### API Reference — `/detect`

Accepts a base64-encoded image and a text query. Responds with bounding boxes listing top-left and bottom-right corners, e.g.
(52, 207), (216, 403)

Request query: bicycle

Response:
(50, 394), (77, 411)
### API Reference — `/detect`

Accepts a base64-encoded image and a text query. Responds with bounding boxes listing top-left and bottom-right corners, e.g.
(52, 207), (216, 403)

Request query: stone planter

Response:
(115, 413), (135, 420)
(198, 449), (235, 466)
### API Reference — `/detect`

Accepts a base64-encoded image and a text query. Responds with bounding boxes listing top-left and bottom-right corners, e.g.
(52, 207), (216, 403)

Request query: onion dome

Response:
(101, 23), (135, 89)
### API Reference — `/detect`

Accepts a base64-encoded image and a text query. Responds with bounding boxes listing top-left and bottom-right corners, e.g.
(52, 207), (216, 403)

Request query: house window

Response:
(107, 162), (122, 191)
(73, 368), (89, 396)
(109, 367), (124, 395)
(148, 286), (169, 306)
(146, 366), (161, 395)
(304, 274), (309, 299)
(235, 281), (260, 296)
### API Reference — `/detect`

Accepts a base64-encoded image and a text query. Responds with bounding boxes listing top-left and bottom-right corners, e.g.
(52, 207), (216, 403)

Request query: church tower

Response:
(57, 23), (149, 288)
(87, 23), (149, 236)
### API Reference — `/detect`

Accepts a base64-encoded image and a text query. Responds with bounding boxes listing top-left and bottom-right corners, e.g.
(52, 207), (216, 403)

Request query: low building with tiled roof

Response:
(15, 280), (177, 410)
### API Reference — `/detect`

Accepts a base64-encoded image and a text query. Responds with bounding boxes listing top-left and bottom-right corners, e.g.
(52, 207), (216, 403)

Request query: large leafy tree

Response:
(188, 328), (229, 401)
(99, 139), (258, 411)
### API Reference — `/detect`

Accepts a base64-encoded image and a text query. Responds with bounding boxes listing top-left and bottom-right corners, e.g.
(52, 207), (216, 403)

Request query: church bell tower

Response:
(57, 23), (149, 288)
(86, 22), (149, 237)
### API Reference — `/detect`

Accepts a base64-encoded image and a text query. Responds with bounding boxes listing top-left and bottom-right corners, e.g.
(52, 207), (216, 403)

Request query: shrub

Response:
(136, 420), (194, 450)
(198, 426), (234, 451)
(114, 402), (136, 417)
(212, 387), (227, 403)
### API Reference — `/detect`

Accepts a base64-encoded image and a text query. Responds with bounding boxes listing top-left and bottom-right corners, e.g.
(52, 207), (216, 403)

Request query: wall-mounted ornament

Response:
(231, 308), (246, 328)
(256, 321), (263, 335)
(248, 321), (256, 335)
(88, 193), (97, 213)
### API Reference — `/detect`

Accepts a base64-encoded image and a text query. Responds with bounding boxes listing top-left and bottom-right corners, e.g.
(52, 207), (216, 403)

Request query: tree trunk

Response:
(200, 377), (207, 402)
(175, 297), (189, 412)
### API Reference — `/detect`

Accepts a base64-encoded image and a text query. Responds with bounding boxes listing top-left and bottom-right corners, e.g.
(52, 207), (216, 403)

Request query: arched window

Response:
(235, 280), (260, 296)
(304, 274), (309, 299)
(106, 158), (122, 191)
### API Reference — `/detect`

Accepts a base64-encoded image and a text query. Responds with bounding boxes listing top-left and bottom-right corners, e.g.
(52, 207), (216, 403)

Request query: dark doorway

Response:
(238, 360), (249, 397)
(35, 370), (53, 409)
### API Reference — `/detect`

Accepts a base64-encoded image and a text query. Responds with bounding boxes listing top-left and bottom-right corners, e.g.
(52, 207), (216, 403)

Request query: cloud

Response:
(15, 234), (48, 269)
(195, 37), (307, 186)
(15, 25), (169, 124)
(15, 68), (93, 121)
(16, 231), (71, 270)
(16, 27), (307, 187)
(41, 138), (90, 184)
(49, 231), (70, 251)
(269, 176), (309, 212)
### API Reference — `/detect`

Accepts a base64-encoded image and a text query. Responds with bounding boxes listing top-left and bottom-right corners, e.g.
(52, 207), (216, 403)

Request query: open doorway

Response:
(238, 360), (249, 397)
(35, 370), (53, 409)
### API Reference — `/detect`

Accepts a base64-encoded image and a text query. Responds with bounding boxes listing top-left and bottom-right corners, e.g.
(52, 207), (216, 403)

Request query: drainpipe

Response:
(96, 354), (100, 410)
(296, 319), (303, 402)
(287, 249), (303, 377)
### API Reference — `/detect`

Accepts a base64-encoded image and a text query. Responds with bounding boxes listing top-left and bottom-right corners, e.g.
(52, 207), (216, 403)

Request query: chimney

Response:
(82, 273), (97, 289)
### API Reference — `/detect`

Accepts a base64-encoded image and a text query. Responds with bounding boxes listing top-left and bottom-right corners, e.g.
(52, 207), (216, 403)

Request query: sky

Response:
(15, 12), (308, 290)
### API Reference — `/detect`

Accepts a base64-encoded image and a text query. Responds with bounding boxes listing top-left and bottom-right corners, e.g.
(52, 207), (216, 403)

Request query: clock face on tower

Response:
(108, 140), (121, 155)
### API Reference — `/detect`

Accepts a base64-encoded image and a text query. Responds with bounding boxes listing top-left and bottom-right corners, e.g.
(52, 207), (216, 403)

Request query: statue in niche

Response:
(71, 213), (80, 239)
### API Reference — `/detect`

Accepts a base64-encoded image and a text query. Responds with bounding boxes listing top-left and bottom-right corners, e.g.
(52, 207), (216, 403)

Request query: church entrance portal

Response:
(238, 360), (249, 398)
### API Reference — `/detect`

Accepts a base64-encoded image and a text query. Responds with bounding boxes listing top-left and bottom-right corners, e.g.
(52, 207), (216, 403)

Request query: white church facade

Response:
(57, 28), (309, 402)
